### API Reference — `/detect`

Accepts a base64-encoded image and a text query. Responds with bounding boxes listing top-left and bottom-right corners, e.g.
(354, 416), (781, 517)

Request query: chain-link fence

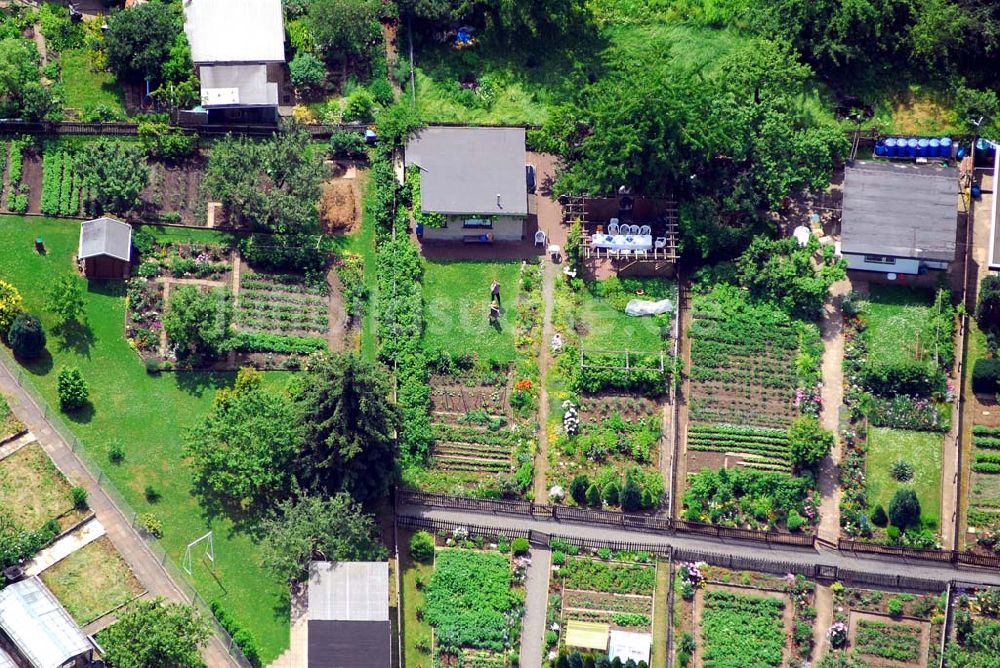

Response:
(0, 347), (252, 667)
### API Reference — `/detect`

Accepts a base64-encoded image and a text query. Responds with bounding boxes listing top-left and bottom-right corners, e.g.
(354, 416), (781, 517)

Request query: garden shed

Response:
(609, 629), (652, 665)
(565, 620), (610, 651)
(840, 161), (959, 274)
(0, 576), (94, 668)
(78, 217), (132, 279)
(306, 561), (390, 668)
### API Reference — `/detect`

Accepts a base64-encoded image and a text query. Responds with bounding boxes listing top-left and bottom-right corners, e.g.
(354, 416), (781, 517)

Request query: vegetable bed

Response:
(700, 589), (786, 668)
(855, 618), (921, 662)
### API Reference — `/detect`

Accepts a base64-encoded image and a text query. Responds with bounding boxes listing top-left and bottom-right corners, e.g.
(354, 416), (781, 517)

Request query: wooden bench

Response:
(463, 234), (494, 244)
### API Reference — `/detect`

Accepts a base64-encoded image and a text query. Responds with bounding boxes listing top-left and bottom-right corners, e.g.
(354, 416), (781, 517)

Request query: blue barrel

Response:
(875, 140), (887, 157)
(906, 138), (918, 157)
(941, 137), (952, 157)
(956, 143), (966, 160)
(972, 183), (983, 199)
(917, 138), (929, 156)
(885, 137), (898, 156)
(929, 138), (940, 157)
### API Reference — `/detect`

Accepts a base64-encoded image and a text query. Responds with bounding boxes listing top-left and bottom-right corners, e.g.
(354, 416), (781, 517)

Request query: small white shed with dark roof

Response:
(78, 217), (132, 279)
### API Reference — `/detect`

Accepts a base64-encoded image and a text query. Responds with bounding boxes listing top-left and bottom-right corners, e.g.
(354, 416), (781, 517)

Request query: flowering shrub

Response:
(679, 562), (705, 588)
(562, 400), (579, 436)
(864, 393), (948, 431)
(827, 622), (848, 648)
(796, 384), (822, 416)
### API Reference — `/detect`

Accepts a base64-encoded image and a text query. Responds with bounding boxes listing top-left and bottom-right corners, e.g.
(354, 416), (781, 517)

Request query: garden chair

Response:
(607, 220), (620, 235)
(629, 224), (641, 234)
(654, 237), (667, 249)
(608, 248), (621, 259)
(534, 230), (547, 246)
(638, 224), (651, 235)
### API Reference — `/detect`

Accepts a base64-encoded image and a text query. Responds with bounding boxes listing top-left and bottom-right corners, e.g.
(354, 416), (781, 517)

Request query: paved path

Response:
(24, 516), (106, 576)
(811, 584), (833, 661)
(532, 260), (556, 501)
(817, 279), (850, 543)
(397, 504), (1000, 587)
(0, 358), (237, 667)
(519, 545), (551, 668)
(0, 430), (32, 460)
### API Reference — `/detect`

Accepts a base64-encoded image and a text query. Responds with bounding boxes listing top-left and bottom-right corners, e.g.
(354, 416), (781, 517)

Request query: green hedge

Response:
(973, 359), (1000, 394)
(209, 601), (261, 667)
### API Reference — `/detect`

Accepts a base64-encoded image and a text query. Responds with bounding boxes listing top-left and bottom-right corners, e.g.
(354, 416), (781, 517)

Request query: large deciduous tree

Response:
(104, 0), (185, 82)
(0, 38), (55, 121)
(101, 598), (211, 668)
(185, 368), (303, 512)
(736, 236), (845, 319)
(307, 0), (381, 65)
(46, 275), (86, 333)
(76, 140), (150, 214)
(294, 352), (401, 501)
(788, 415), (834, 471)
(163, 286), (233, 362)
(259, 493), (387, 582)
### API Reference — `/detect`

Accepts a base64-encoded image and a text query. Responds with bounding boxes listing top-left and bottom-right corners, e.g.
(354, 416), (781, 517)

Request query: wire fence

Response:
(0, 346), (251, 667)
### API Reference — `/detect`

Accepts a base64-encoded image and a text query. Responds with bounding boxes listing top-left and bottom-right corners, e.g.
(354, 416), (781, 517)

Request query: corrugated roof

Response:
(183, 0), (285, 64)
(78, 217), (132, 261)
(405, 127), (528, 216)
(565, 620), (609, 651)
(609, 630), (652, 665)
(0, 577), (92, 668)
(841, 161), (959, 262)
(308, 562), (388, 622)
(200, 65), (278, 107)
(307, 620), (391, 668)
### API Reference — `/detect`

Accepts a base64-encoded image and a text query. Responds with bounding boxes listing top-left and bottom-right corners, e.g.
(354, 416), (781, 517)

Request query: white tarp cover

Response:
(609, 630), (651, 665)
(625, 298), (673, 316)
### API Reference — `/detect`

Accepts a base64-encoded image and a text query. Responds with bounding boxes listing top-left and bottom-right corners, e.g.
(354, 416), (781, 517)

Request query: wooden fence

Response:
(0, 120), (364, 138)
(839, 539), (1000, 569)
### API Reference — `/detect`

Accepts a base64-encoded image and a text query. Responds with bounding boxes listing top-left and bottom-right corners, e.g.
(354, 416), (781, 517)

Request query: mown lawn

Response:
(863, 285), (939, 368)
(0, 215), (290, 661)
(423, 260), (522, 364)
(866, 427), (942, 527)
(41, 535), (144, 625)
(59, 49), (125, 114)
(399, 532), (433, 668)
(580, 277), (674, 352)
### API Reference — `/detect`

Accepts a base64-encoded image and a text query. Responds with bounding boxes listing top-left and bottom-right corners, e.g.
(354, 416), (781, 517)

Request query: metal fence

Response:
(0, 347), (251, 667)
(396, 515), (530, 541)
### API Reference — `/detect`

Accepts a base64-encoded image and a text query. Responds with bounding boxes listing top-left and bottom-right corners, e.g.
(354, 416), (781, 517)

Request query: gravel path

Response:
(519, 544), (551, 667)
(817, 279), (850, 544)
(811, 584), (834, 661)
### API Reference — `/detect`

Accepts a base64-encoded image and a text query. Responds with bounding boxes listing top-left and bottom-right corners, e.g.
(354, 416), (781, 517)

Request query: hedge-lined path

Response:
(817, 279), (850, 544)
(519, 544), (551, 668)
(396, 503), (1000, 587)
(0, 355), (238, 667)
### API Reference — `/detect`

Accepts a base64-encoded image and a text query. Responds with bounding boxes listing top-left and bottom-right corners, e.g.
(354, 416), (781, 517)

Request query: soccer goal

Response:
(182, 531), (215, 575)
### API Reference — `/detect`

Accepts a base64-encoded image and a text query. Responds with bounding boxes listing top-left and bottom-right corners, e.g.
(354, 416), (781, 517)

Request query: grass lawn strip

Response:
(699, 589), (786, 668)
(40, 535), (144, 625)
(865, 427), (943, 526)
(0, 215), (290, 661)
(59, 48), (125, 114)
(0, 393), (24, 440)
(422, 261), (523, 364)
(0, 442), (81, 531)
(400, 530), (434, 666)
(862, 285), (941, 369)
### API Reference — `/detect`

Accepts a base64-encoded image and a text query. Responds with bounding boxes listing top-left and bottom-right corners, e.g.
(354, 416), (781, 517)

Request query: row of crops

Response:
(972, 426), (1000, 474)
(686, 424), (792, 473)
(237, 272), (329, 336)
(4, 139), (29, 213)
(700, 590), (786, 668)
(41, 150), (86, 217)
(855, 618), (921, 662)
(430, 422), (517, 473)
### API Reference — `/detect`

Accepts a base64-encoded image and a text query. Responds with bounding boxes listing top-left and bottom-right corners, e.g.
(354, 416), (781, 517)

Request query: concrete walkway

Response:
(519, 545), (551, 668)
(817, 279), (850, 544)
(0, 358), (238, 667)
(24, 516), (106, 576)
(269, 585), (309, 668)
(0, 431), (32, 461)
(397, 503), (1000, 587)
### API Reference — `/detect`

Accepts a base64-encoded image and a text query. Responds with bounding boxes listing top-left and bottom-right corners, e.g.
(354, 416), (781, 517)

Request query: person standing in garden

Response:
(491, 279), (501, 308)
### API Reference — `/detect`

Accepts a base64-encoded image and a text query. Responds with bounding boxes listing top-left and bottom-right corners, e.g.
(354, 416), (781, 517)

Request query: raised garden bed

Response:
(237, 271), (329, 337)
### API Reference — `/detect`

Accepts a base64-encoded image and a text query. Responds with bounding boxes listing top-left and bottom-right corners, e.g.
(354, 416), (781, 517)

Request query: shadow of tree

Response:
(64, 399), (95, 425)
(55, 320), (96, 358)
(173, 370), (236, 398)
(21, 348), (54, 377)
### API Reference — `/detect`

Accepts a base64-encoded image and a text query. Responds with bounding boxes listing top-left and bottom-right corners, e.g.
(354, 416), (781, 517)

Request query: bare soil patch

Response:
(139, 155), (207, 225)
(319, 179), (359, 234)
(22, 149), (42, 214)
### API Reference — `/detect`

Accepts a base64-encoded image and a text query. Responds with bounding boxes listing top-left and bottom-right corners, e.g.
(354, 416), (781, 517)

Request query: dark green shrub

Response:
(144, 485), (161, 503)
(870, 504), (888, 527)
(973, 358), (1000, 393)
(70, 486), (87, 510)
(787, 509), (805, 532)
(586, 483), (602, 507)
(57, 366), (88, 411)
(8, 312), (45, 359)
(889, 489), (921, 529)
(108, 441), (125, 464)
(511, 537), (530, 556)
(570, 475), (589, 505)
(409, 531), (434, 562)
(603, 481), (620, 506)
(621, 474), (642, 512)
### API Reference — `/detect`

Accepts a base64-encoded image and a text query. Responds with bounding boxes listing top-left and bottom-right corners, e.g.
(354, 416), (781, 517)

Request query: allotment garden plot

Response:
(945, 586), (1000, 667)
(544, 541), (660, 666)
(547, 277), (675, 512)
(967, 424), (1000, 551)
(672, 563), (815, 668)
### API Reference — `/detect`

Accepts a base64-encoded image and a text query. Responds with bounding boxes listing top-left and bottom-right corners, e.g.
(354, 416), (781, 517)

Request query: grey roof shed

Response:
(79, 217), (132, 262)
(183, 0), (285, 65)
(405, 126), (528, 216)
(0, 577), (92, 668)
(841, 161), (959, 262)
(307, 562), (390, 668)
(199, 65), (279, 107)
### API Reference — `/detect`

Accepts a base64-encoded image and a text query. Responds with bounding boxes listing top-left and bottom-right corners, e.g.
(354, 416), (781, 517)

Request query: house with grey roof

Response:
(306, 561), (390, 668)
(840, 161), (959, 275)
(405, 126), (529, 243)
(78, 217), (132, 279)
(0, 577), (94, 668)
(182, 0), (285, 123)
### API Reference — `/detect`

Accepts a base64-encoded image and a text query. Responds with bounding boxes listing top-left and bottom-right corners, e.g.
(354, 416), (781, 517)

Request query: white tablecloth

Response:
(590, 234), (653, 251)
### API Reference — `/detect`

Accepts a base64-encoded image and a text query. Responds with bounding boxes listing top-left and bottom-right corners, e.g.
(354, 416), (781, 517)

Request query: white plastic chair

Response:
(608, 248), (620, 259)
(654, 237), (667, 249)
(635, 249), (648, 259)
(630, 224), (641, 234)
(534, 230), (547, 247)
(638, 224), (651, 235)
(607, 221), (620, 235)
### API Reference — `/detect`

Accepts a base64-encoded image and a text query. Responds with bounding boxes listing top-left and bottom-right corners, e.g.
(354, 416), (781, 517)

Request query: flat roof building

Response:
(0, 577), (93, 668)
(840, 161), (959, 275)
(307, 562), (390, 668)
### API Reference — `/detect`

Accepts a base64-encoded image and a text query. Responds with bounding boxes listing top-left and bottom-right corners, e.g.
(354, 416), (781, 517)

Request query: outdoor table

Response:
(589, 233), (653, 251)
